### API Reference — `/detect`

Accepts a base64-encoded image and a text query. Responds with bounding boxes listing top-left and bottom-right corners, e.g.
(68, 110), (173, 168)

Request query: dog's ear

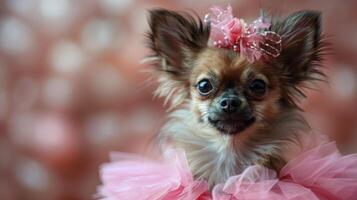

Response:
(148, 9), (210, 71)
(147, 9), (210, 108)
(272, 11), (327, 105)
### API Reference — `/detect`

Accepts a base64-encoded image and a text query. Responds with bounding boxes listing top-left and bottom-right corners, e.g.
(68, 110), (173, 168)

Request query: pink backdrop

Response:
(0, 0), (356, 199)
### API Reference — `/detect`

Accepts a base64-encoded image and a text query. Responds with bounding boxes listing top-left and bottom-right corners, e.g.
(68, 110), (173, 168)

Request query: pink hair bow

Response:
(204, 5), (282, 62)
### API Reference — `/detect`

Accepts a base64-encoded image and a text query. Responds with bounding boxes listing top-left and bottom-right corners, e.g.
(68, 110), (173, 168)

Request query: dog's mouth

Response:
(208, 116), (256, 135)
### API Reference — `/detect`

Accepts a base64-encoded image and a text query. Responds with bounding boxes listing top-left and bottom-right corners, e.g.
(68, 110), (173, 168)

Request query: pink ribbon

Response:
(204, 5), (282, 62)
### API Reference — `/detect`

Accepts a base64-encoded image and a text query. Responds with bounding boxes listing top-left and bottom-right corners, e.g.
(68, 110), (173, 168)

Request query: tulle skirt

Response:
(97, 138), (357, 200)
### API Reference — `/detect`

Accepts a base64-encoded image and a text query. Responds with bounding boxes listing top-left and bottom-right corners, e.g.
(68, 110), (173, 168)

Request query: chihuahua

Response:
(145, 7), (326, 187)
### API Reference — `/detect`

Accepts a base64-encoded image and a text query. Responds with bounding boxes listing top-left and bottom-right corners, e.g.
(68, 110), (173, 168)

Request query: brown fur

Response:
(145, 9), (326, 187)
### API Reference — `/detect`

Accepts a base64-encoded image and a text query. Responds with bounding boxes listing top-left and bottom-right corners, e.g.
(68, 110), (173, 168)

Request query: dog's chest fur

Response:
(159, 106), (306, 187)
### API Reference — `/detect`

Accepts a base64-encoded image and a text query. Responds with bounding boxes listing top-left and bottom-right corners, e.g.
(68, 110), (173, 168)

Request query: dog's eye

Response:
(249, 79), (267, 97)
(197, 79), (213, 96)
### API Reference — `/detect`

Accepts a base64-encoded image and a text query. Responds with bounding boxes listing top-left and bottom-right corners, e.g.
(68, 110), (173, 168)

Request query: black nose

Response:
(219, 97), (241, 113)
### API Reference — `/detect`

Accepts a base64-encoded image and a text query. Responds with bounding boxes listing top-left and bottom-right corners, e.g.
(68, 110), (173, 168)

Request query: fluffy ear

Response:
(272, 11), (327, 105)
(147, 9), (210, 108)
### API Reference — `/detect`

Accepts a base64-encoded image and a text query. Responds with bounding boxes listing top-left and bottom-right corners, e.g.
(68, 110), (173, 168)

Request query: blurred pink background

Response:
(0, 0), (356, 199)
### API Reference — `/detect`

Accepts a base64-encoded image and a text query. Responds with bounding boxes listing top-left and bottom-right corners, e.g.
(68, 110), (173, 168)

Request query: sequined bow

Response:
(204, 5), (282, 62)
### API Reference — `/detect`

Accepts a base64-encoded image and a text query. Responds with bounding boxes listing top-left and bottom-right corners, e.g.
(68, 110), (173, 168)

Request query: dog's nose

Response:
(219, 97), (241, 113)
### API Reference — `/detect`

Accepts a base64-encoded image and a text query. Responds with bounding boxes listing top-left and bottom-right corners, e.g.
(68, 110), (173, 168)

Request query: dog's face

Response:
(147, 9), (324, 135)
(190, 48), (282, 134)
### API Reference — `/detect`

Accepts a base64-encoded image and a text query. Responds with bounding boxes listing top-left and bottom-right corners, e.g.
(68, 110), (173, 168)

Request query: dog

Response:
(145, 6), (326, 187)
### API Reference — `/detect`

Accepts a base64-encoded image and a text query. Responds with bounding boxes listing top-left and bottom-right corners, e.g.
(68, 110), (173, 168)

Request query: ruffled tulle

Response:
(97, 139), (357, 200)
(213, 141), (357, 200)
(97, 149), (210, 200)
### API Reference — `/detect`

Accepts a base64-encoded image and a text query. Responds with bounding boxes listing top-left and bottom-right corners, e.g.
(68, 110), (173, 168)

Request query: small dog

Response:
(145, 7), (326, 187)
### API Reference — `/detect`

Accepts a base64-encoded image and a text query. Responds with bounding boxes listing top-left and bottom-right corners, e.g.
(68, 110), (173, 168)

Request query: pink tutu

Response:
(97, 149), (210, 200)
(97, 140), (357, 200)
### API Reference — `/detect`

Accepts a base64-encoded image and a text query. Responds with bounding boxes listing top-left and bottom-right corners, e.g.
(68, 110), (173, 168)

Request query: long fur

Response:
(271, 11), (329, 107)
